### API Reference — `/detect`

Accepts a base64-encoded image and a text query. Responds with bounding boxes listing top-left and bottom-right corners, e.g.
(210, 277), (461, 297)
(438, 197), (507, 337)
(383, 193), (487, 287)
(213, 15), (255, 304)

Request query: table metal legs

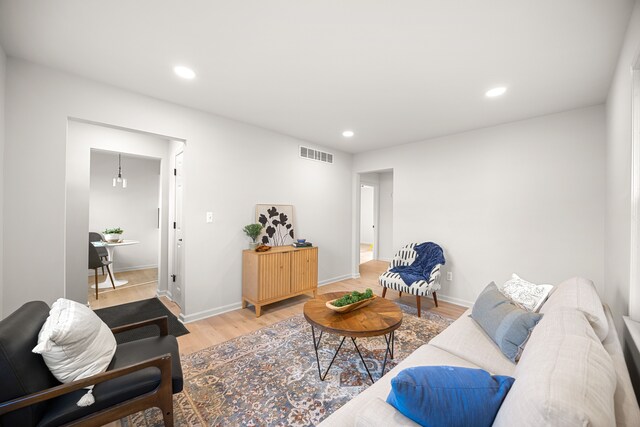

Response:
(311, 326), (396, 384)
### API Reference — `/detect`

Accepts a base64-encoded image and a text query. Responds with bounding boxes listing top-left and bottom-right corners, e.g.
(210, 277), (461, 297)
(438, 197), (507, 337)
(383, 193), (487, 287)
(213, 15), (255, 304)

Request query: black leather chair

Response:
(89, 232), (109, 275)
(0, 301), (183, 426)
(89, 242), (116, 300)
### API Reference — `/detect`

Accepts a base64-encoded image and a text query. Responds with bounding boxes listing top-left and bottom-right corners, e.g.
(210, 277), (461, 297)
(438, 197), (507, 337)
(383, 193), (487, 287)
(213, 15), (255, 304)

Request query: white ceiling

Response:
(0, 0), (634, 153)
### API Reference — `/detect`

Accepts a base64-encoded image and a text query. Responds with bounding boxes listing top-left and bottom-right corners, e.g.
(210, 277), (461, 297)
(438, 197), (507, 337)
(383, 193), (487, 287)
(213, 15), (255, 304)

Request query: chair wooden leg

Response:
(105, 265), (116, 289)
(382, 288), (387, 298)
(433, 291), (439, 307)
(94, 270), (99, 300)
(101, 266), (105, 275)
(416, 295), (421, 318)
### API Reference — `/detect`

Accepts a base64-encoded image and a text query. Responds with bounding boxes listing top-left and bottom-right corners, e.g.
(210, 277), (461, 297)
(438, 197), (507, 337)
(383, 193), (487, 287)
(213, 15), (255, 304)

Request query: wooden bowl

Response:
(325, 295), (376, 313)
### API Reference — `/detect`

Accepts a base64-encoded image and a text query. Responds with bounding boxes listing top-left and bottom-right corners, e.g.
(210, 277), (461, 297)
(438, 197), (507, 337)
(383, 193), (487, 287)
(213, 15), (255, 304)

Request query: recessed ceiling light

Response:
(174, 65), (196, 80)
(485, 86), (507, 98)
(342, 130), (355, 138)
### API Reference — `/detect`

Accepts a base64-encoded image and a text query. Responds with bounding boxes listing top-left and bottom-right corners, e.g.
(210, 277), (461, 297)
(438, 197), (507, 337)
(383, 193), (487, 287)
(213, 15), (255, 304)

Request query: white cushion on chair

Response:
(379, 270), (440, 296)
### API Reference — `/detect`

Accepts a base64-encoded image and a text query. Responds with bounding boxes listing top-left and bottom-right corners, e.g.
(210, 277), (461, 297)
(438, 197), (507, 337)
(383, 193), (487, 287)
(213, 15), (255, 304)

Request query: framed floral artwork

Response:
(255, 204), (295, 246)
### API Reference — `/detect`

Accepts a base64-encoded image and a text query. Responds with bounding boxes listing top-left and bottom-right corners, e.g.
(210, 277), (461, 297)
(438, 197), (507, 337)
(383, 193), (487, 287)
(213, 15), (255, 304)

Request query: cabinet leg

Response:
(313, 289), (317, 298)
(255, 305), (261, 317)
(242, 299), (247, 309)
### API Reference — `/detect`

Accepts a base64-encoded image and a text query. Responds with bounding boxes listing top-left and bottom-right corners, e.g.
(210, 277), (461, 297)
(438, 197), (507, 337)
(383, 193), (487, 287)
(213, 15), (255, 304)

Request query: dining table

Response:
(90, 240), (140, 289)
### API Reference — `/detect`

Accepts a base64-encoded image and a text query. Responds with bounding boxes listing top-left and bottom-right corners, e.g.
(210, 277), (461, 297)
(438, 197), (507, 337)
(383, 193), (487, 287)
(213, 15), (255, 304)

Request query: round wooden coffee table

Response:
(303, 292), (403, 383)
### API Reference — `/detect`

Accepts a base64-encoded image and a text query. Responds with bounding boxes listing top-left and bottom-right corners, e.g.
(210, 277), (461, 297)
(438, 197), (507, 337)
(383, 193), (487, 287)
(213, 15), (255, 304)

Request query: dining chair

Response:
(89, 242), (115, 300)
(89, 232), (109, 275)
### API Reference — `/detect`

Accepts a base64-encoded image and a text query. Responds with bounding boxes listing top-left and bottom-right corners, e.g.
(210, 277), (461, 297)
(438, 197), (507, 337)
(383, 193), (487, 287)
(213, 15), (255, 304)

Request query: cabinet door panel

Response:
(291, 249), (318, 293)
(259, 253), (291, 300)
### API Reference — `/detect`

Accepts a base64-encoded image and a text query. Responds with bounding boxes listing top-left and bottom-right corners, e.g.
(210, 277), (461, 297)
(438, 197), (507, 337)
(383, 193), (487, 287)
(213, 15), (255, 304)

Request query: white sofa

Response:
(319, 277), (640, 427)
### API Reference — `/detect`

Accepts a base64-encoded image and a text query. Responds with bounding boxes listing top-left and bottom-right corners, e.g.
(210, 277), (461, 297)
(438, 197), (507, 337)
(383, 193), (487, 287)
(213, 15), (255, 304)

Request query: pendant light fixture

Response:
(112, 153), (127, 188)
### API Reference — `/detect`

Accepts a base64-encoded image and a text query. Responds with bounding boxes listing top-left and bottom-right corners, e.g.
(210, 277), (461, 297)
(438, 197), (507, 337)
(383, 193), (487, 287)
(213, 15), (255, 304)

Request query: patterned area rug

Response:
(122, 304), (453, 426)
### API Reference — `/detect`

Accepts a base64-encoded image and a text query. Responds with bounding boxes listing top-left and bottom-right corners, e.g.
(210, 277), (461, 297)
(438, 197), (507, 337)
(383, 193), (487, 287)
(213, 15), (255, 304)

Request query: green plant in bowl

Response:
(332, 289), (374, 307)
(104, 227), (123, 234)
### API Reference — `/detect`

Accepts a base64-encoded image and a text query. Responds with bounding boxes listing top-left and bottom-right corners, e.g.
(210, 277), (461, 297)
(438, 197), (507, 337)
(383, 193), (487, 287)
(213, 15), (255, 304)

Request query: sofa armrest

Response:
(110, 315), (169, 336)
(355, 398), (420, 427)
(0, 353), (173, 416)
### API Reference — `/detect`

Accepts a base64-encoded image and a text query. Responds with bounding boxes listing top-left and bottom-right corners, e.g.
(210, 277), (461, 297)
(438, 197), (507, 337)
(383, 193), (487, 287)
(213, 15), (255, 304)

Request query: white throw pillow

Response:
(32, 298), (117, 405)
(498, 274), (553, 312)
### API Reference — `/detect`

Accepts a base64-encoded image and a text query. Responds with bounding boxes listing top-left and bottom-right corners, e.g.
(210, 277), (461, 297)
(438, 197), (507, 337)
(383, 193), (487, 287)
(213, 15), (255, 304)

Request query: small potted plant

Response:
(243, 223), (263, 250)
(103, 227), (123, 242)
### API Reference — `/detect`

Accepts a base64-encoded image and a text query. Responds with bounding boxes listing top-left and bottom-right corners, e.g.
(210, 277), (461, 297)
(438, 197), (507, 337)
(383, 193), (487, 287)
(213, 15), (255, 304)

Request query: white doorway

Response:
(360, 184), (376, 264)
(356, 170), (394, 272)
(88, 150), (162, 307)
(171, 150), (185, 305)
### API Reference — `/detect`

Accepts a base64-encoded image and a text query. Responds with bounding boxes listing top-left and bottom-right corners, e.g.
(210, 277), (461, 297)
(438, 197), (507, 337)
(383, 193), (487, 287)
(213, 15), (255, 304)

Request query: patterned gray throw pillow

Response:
(471, 282), (543, 362)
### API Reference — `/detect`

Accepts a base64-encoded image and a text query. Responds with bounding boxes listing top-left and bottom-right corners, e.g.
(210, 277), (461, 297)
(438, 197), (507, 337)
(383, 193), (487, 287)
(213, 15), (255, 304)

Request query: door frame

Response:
(630, 58), (640, 321)
(359, 182), (380, 263)
(170, 149), (185, 308)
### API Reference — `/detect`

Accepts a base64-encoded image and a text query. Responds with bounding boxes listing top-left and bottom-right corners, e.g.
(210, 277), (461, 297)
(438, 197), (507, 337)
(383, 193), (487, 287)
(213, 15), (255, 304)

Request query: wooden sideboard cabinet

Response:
(242, 246), (318, 317)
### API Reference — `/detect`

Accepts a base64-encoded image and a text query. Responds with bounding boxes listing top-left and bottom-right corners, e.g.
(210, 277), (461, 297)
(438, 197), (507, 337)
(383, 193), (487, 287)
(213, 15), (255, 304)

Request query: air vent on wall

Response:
(299, 146), (333, 164)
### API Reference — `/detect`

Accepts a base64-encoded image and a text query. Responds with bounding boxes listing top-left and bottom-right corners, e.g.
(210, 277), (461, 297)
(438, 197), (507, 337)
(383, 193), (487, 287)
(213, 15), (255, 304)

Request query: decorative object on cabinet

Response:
(242, 246), (317, 317)
(242, 223), (264, 250)
(256, 204), (295, 246)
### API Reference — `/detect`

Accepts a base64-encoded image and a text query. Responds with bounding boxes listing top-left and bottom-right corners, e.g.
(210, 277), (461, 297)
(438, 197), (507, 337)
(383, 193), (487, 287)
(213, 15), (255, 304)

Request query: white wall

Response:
(378, 171), (394, 262)
(90, 151), (161, 272)
(605, 1), (640, 337)
(3, 58), (353, 321)
(360, 185), (374, 244)
(354, 105), (606, 306)
(0, 44), (5, 318)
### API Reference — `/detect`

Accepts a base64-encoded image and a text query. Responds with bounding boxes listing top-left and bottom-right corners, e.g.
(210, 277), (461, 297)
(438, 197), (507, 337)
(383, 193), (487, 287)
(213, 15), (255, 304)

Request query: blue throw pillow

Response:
(386, 366), (515, 427)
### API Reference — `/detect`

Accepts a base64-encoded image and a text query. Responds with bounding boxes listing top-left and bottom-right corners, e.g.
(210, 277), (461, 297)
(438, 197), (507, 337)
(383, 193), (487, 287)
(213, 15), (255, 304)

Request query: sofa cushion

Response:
(498, 273), (553, 312)
(387, 366), (514, 427)
(355, 398), (420, 427)
(0, 301), (59, 427)
(36, 335), (183, 427)
(429, 309), (516, 376)
(471, 282), (542, 362)
(317, 344), (481, 426)
(540, 277), (608, 341)
(493, 309), (616, 427)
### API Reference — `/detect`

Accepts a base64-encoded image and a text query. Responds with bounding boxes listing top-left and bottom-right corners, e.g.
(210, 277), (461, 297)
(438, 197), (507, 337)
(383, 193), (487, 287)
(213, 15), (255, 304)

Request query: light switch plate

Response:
(206, 212), (213, 223)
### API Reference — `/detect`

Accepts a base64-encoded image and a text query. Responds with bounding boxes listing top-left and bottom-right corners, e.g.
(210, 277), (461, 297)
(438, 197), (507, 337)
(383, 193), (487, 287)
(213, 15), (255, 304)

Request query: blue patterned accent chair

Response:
(379, 243), (443, 317)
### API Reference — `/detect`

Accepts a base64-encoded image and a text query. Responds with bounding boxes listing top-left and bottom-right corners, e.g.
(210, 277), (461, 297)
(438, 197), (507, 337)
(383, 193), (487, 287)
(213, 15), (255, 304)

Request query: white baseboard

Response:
(156, 289), (173, 300)
(114, 264), (158, 273)
(318, 273), (355, 287)
(435, 293), (474, 308)
(179, 301), (243, 324)
(377, 257), (392, 263)
(87, 264), (158, 276)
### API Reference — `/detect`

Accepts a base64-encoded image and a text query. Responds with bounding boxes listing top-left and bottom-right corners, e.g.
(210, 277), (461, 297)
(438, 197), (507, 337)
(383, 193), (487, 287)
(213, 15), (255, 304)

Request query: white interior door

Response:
(172, 151), (184, 305)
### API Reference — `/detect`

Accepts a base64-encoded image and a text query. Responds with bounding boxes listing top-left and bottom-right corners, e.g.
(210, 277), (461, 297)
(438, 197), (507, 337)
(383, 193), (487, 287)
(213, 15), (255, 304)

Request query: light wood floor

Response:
(101, 260), (465, 427)
(88, 268), (158, 310)
(95, 260), (465, 355)
(88, 261), (467, 355)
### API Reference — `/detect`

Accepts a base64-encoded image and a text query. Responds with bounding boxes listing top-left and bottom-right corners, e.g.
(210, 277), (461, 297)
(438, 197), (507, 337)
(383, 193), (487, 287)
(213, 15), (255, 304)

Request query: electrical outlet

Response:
(447, 272), (453, 281)
(206, 212), (213, 223)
